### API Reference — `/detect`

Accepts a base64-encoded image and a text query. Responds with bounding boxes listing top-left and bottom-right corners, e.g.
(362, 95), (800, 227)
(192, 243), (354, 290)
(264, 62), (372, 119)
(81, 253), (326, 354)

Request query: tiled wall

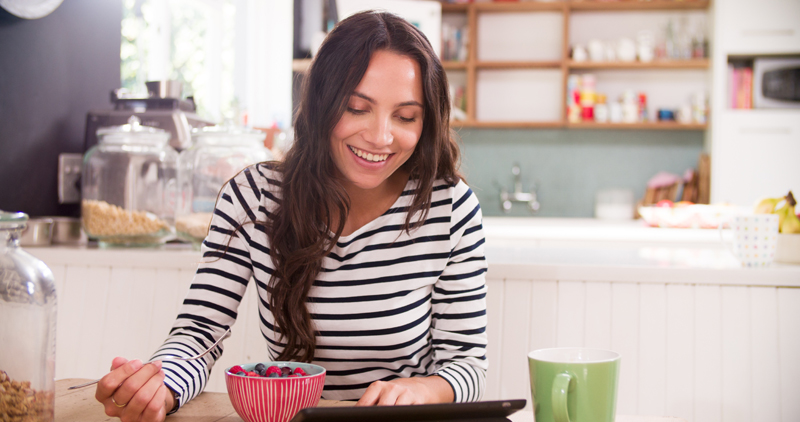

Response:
(457, 129), (705, 217)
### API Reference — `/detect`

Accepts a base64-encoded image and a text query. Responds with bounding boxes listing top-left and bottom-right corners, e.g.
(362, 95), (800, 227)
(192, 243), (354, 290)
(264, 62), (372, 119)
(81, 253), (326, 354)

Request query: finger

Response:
(111, 357), (129, 371)
(395, 390), (418, 406)
(96, 359), (144, 402)
(112, 360), (163, 410)
(376, 385), (402, 406)
(141, 383), (168, 422)
(355, 381), (384, 406)
(120, 369), (165, 420)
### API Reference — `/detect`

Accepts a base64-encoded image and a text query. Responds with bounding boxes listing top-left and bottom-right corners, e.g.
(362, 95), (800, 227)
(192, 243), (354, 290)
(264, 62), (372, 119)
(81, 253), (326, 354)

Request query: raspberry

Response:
(265, 366), (282, 377)
(247, 371), (258, 377)
(293, 367), (306, 376)
(288, 374), (299, 378)
(229, 365), (245, 374)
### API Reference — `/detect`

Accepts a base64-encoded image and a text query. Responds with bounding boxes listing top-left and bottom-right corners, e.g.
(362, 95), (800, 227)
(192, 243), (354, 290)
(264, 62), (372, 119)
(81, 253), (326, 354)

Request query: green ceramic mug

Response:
(528, 348), (620, 422)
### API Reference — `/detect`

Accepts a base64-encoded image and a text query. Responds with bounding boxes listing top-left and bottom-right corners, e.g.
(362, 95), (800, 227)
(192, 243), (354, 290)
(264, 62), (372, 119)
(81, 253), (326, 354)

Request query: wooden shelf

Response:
(569, 0), (710, 11)
(442, 61), (468, 70)
(567, 59), (710, 69)
(567, 122), (708, 130)
(474, 2), (566, 12)
(476, 60), (562, 69)
(292, 59), (311, 73)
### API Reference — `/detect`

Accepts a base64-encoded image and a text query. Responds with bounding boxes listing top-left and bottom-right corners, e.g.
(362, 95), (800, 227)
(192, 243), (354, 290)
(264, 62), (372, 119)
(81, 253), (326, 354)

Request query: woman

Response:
(94, 10), (488, 421)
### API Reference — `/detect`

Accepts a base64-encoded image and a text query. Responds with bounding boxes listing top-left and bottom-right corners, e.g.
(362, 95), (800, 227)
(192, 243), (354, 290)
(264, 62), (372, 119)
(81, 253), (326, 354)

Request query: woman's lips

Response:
(348, 145), (391, 163)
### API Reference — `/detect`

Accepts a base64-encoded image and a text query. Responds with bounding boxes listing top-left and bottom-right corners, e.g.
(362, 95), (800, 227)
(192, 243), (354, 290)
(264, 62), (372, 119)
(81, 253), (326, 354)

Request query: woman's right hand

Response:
(95, 357), (174, 422)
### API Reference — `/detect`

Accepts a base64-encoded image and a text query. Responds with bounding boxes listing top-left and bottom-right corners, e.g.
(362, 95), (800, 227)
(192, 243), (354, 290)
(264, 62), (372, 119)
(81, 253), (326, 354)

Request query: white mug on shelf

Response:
(719, 214), (779, 267)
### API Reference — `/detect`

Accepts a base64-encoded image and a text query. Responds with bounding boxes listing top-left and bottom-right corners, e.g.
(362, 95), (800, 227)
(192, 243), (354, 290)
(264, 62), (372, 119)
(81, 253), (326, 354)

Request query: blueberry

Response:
(268, 373), (279, 378)
(236, 371), (246, 376)
(280, 366), (292, 377)
(255, 363), (267, 376)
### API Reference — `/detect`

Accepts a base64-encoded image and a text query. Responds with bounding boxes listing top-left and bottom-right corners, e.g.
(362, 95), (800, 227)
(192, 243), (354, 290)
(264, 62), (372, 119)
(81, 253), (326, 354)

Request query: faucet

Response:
(498, 163), (540, 214)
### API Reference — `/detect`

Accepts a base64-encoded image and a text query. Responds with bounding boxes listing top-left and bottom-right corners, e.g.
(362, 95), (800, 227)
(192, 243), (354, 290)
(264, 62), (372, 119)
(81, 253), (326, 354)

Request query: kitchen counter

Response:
(27, 218), (800, 422)
(29, 217), (800, 287)
(55, 379), (687, 422)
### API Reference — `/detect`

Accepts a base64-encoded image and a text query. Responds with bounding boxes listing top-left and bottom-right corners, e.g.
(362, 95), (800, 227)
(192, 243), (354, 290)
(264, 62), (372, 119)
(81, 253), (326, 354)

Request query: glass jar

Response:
(0, 210), (56, 422)
(81, 116), (178, 247)
(176, 124), (271, 247)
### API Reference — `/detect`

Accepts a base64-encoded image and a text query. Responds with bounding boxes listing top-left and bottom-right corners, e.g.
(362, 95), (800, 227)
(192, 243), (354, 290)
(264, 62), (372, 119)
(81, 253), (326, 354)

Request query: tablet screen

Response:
(290, 399), (526, 422)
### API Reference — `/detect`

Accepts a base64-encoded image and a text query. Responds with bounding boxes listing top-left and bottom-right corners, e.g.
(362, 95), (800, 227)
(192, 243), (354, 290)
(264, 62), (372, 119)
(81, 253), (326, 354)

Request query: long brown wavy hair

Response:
(268, 10), (462, 362)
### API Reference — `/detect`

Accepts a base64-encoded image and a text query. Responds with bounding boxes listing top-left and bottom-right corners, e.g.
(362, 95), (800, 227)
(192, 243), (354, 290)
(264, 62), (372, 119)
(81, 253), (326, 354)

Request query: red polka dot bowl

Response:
(225, 362), (326, 422)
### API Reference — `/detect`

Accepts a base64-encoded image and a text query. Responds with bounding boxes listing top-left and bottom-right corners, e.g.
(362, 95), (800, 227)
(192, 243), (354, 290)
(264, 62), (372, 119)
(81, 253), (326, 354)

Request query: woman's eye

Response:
(347, 107), (367, 115)
(397, 116), (416, 123)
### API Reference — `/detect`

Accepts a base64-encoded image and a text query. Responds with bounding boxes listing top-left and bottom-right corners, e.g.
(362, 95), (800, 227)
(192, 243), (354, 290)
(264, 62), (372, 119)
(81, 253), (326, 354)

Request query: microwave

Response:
(753, 57), (800, 109)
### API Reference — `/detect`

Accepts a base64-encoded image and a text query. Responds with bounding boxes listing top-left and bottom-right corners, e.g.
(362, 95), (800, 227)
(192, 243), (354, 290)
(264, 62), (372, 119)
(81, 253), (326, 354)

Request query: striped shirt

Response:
(153, 163), (488, 412)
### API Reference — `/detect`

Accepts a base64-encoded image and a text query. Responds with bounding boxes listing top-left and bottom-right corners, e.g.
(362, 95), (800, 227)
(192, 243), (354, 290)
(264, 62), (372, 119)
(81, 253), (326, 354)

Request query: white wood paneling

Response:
(778, 287), (800, 422)
(665, 284), (695, 422)
(74, 266), (112, 380)
(99, 268), (156, 371)
(721, 286), (751, 422)
(750, 287), (780, 422)
(584, 282), (612, 350)
(639, 283), (667, 416)
(556, 281), (585, 347)
(528, 280), (558, 353)
(485, 278), (505, 400)
(611, 282), (640, 415)
(500, 279), (533, 403)
(694, 284), (722, 422)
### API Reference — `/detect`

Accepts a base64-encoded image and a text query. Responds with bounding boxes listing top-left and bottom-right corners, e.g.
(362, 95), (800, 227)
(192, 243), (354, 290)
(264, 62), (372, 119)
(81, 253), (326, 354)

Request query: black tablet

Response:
(289, 399), (526, 422)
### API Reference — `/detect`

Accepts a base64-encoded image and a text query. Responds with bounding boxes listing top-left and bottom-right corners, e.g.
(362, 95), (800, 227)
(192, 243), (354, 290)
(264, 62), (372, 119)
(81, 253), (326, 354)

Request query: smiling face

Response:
(330, 49), (424, 196)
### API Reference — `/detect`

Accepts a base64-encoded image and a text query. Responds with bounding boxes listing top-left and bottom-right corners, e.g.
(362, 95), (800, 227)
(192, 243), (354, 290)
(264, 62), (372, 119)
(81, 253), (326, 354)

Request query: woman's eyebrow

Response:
(352, 91), (423, 108)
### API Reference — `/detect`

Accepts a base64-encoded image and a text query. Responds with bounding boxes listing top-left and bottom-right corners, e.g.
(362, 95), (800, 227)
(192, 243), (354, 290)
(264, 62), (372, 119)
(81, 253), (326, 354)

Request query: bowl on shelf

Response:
(225, 362), (326, 422)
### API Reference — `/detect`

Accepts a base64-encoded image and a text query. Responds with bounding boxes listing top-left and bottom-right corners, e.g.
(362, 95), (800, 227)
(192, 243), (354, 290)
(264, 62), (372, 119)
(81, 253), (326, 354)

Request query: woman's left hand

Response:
(356, 375), (454, 406)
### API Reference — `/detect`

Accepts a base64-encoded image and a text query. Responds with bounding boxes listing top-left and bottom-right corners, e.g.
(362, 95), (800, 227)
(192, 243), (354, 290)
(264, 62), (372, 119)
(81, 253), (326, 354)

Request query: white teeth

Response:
(349, 146), (388, 162)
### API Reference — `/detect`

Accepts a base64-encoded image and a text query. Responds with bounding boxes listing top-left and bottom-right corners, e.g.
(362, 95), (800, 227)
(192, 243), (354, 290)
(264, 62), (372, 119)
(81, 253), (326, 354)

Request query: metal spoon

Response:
(67, 327), (231, 390)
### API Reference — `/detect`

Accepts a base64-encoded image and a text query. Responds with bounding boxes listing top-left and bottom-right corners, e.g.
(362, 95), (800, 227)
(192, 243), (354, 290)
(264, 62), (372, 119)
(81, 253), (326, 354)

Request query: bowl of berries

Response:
(225, 361), (326, 422)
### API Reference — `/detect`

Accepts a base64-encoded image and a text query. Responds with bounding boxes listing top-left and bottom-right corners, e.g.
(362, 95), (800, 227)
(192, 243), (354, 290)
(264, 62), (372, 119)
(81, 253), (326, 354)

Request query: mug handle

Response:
(551, 372), (573, 422)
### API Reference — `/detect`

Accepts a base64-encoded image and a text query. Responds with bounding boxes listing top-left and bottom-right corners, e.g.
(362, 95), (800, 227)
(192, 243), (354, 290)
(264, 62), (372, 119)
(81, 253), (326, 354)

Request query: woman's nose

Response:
(366, 115), (393, 147)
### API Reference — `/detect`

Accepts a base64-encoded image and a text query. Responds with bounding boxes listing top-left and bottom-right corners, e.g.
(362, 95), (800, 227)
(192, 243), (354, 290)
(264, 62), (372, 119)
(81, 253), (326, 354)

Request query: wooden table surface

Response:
(56, 379), (686, 422)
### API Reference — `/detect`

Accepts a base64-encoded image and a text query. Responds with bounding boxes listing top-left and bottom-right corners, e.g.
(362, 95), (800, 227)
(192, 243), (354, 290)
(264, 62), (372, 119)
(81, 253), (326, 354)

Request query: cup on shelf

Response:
(588, 39), (605, 62)
(617, 38), (637, 62)
(572, 44), (588, 62)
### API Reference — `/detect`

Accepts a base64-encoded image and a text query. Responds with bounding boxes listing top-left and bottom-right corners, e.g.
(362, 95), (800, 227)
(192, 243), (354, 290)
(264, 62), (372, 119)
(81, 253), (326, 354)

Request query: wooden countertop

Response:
(56, 379), (686, 422)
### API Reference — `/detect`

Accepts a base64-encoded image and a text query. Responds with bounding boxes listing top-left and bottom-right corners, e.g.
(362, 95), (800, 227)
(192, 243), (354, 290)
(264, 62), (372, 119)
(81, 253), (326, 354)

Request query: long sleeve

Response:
(431, 181), (488, 402)
(151, 167), (263, 413)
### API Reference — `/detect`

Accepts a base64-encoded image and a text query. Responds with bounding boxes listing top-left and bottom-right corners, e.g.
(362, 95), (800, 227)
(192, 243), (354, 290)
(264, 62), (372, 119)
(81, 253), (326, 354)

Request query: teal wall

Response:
(457, 128), (705, 217)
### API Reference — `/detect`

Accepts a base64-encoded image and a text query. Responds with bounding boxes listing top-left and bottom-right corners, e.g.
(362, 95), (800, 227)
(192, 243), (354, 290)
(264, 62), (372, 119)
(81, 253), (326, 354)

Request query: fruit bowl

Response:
(225, 362), (326, 422)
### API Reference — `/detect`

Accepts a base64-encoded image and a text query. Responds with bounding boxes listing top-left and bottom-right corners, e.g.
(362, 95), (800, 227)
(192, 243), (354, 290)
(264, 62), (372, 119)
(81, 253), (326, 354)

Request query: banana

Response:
(754, 196), (782, 214)
(780, 191), (800, 234)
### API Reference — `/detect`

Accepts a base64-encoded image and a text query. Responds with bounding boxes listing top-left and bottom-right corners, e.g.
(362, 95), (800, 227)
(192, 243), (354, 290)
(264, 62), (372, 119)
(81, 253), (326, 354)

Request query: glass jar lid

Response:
(97, 115), (171, 145)
(0, 209), (27, 230)
(191, 121), (266, 147)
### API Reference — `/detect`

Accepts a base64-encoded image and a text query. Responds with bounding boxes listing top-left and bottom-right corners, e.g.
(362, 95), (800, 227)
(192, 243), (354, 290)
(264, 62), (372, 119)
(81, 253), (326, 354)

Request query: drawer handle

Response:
(741, 29), (795, 37)
(739, 127), (791, 135)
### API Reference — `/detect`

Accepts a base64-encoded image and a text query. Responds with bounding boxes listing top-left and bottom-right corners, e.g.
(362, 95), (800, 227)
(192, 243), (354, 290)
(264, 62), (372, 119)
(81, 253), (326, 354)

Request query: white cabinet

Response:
(716, 0), (800, 55)
(710, 0), (800, 205)
(711, 111), (800, 205)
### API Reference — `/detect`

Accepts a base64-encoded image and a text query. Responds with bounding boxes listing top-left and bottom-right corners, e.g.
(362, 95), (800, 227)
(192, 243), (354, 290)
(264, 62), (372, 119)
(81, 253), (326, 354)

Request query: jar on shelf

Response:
(176, 124), (271, 247)
(0, 210), (57, 422)
(81, 116), (178, 248)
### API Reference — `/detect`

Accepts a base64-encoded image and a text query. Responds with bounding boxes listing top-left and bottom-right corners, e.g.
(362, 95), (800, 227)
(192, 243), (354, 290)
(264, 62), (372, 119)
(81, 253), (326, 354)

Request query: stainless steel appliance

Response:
(84, 81), (215, 151)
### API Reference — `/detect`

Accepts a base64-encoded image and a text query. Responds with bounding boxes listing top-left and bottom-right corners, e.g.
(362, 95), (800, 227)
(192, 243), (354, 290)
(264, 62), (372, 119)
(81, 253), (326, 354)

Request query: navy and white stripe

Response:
(153, 163), (488, 412)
